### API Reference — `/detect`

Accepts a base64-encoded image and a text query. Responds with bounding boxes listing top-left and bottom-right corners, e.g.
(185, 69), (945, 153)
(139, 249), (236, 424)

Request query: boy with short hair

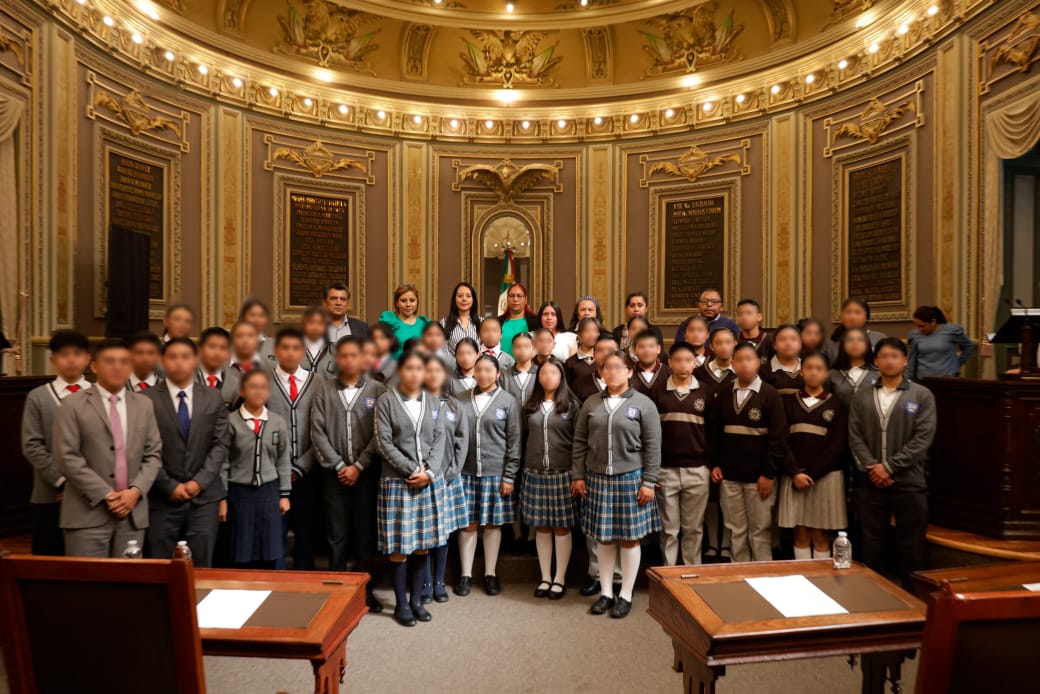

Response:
(127, 331), (163, 392)
(229, 320), (263, 376)
(300, 305), (337, 381)
(477, 318), (515, 370)
(196, 326), (239, 409)
(630, 330), (671, 397)
(22, 330), (92, 555)
(694, 328), (738, 392)
(736, 299), (774, 363)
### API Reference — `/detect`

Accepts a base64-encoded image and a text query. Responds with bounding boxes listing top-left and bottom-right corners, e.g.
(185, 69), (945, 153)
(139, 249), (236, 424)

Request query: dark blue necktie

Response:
(177, 391), (190, 439)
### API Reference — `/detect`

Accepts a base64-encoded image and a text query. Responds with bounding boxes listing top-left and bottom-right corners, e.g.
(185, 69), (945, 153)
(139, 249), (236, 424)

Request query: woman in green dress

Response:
(497, 282), (539, 358)
(378, 284), (430, 359)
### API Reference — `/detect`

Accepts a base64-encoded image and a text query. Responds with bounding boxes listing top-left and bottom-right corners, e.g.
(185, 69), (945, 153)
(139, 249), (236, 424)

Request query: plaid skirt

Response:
(580, 469), (661, 542)
(521, 469), (577, 528)
(778, 470), (848, 530)
(462, 473), (516, 527)
(377, 477), (446, 555)
(437, 475), (469, 535)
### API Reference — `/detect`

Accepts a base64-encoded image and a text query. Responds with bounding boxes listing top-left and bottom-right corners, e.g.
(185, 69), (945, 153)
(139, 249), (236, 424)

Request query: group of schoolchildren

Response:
(23, 280), (944, 629)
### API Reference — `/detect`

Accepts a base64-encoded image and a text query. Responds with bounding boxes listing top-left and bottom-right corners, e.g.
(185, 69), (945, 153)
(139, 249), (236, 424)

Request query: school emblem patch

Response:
(694, 398), (706, 412)
(495, 407), (507, 420)
(748, 408), (762, 422)
(626, 407), (639, 420)
(905, 401), (919, 414)
(326, 362), (336, 373)
(271, 430), (281, 445)
(432, 408), (440, 420)
(446, 410), (457, 422)
(364, 396), (376, 410)
(560, 411), (569, 420)
(822, 409), (835, 422)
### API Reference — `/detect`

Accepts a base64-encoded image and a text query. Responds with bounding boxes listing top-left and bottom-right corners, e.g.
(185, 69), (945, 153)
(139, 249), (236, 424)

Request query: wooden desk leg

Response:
(312, 646), (347, 694)
(860, 651), (910, 694)
(671, 640), (725, 694)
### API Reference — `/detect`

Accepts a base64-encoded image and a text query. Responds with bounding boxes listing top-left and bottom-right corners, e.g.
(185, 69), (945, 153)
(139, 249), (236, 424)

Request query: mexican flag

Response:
(497, 248), (515, 316)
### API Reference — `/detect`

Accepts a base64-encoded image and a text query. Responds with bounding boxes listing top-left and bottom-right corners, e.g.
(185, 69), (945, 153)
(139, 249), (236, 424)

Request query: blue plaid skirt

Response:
(437, 475), (469, 535)
(462, 473), (516, 527)
(580, 469), (661, 542)
(377, 477), (446, 555)
(521, 469), (577, 528)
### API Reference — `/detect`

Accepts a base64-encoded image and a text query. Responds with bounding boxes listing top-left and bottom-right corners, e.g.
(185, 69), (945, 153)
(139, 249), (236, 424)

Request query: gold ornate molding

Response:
(582, 28), (611, 82)
(990, 12), (1040, 73)
(460, 30), (562, 88)
(640, 2), (743, 77)
(85, 73), (191, 152)
(452, 157), (563, 204)
(0, 30), (25, 66)
(263, 135), (376, 184)
(827, 0), (876, 26)
(218, 0), (251, 34)
(402, 24), (434, 80)
(639, 141), (750, 187)
(92, 88), (182, 139)
(823, 81), (924, 157)
(274, 1), (383, 72)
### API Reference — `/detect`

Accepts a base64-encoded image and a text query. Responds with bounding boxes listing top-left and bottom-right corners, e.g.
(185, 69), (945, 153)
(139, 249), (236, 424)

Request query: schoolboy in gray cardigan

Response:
(571, 388), (662, 487)
(373, 389), (446, 480)
(311, 376), (386, 473)
(457, 387), (522, 484)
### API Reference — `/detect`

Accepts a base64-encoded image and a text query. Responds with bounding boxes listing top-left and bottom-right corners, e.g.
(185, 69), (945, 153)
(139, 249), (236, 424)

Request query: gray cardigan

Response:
(266, 368), (319, 477)
(195, 368), (240, 410)
(523, 398), (580, 473)
(438, 395), (470, 483)
(502, 364), (539, 409)
(848, 377), (937, 492)
(21, 383), (76, 504)
(303, 344), (338, 382)
(827, 365), (878, 408)
(457, 386), (522, 482)
(223, 410), (292, 495)
(572, 388), (662, 487)
(310, 377), (386, 473)
(373, 389), (446, 480)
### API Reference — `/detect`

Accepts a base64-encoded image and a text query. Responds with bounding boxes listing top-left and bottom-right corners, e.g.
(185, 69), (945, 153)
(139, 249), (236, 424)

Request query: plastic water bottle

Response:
(173, 540), (193, 562)
(122, 539), (142, 559)
(833, 531), (852, 569)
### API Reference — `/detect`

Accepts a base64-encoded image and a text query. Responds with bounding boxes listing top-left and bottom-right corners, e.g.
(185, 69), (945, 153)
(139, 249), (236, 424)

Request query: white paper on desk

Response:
(196, 589), (272, 629)
(745, 575), (849, 618)
(1024, 583), (1040, 592)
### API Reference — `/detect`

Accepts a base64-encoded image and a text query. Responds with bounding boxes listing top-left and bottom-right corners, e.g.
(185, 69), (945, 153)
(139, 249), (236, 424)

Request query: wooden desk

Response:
(647, 560), (927, 694)
(194, 569), (369, 694)
(910, 561), (1040, 602)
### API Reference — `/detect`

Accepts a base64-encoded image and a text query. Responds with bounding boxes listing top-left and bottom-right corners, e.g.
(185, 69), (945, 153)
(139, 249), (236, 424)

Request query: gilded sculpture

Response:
(456, 158), (560, 204)
(275, 0), (382, 71)
(460, 30), (562, 88)
(640, 2), (742, 76)
(271, 141), (368, 178)
(991, 12), (1040, 73)
(93, 90), (183, 138)
(828, 0), (875, 24)
(647, 146), (741, 182)
(832, 98), (915, 145)
(0, 32), (25, 66)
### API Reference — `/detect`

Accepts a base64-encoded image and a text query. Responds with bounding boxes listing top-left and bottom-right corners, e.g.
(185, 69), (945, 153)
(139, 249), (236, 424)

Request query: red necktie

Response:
(241, 362), (253, 373)
(251, 418), (262, 436)
(66, 384), (80, 393)
(207, 375), (218, 388)
(138, 382), (149, 391)
(485, 350), (495, 357)
(288, 374), (298, 401)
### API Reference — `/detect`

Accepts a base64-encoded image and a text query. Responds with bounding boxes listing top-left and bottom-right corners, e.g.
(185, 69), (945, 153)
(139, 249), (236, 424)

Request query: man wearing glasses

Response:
(673, 288), (740, 344)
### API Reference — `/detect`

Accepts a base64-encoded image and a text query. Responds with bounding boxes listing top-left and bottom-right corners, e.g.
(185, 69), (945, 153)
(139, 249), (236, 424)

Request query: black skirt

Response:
(227, 481), (284, 564)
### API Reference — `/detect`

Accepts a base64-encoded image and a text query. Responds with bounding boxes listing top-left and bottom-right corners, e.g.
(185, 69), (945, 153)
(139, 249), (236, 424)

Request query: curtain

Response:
(981, 87), (1040, 376)
(0, 94), (24, 375)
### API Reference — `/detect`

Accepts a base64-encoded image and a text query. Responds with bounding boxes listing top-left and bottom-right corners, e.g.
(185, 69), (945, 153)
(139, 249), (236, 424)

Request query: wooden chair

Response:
(915, 579), (1040, 693)
(0, 555), (205, 694)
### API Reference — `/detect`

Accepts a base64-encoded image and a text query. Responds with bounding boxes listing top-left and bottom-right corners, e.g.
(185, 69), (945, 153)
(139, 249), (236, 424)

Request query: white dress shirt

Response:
(230, 354), (259, 371)
(239, 405), (269, 431)
(167, 380), (194, 417)
(734, 376), (763, 409)
(605, 395), (624, 412)
(128, 372), (158, 391)
(514, 370), (532, 390)
(708, 360), (735, 380)
(401, 395), (423, 425)
(305, 338), (327, 362)
(847, 365), (866, 385)
(339, 380), (361, 409)
(52, 375), (91, 401)
(473, 390), (493, 415)
(275, 365), (310, 395)
(541, 400), (554, 413)
(552, 331), (578, 361)
(801, 394), (822, 408)
(199, 367), (224, 387)
(96, 385), (128, 448)
(594, 376), (606, 392)
(877, 386), (901, 417)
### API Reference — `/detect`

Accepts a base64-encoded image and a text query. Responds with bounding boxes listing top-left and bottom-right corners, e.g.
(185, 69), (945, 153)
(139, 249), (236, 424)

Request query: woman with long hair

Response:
(907, 306), (975, 379)
(569, 296), (603, 332)
(379, 284), (430, 360)
(823, 298), (887, 364)
(536, 300), (578, 361)
(497, 282), (540, 358)
(441, 281), (482, 354)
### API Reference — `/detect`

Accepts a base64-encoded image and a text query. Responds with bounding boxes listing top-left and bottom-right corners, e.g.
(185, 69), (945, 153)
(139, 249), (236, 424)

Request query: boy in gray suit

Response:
(21, 330), (92, 555)
(53, 338), (163, 557)
(143, 337), (229, 566)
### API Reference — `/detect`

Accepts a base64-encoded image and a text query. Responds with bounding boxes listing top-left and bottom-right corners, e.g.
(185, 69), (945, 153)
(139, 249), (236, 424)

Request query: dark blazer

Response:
(329, 317), (370, 341)
(143, 381), (230, 507)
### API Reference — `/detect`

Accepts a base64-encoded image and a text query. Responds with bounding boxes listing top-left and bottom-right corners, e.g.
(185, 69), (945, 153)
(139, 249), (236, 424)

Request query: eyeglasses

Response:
(698, 298), (722, 306)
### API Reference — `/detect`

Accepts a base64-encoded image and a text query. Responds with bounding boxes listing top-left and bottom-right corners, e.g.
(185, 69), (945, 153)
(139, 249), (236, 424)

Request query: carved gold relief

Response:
(823, 82), (924, 158)
(265, 138), (372, 180)
(460, 30), (562, 88)
(0, 31), (25, 66)
(92, 89), (183, 139)
(582, 28), (610, 81)
(639, 141), (750, 188)
(403, 24), (434, 79)
(219, 0), (248, 33)
(274, 0), (382, 71)
(990, 12), (1040, 73)
(832, 98), (915, 144)
(827, 0), (875, 25)
(640, 2), (742, 76)
(453, 157), (562, 204)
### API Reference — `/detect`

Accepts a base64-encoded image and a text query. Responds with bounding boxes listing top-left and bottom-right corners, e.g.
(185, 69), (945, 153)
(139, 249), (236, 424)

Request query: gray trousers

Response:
(719, 480), (776, 563)
(64, 517), (145, 558)
(657, 466), (711, 565)
(145, 500), (221, 567)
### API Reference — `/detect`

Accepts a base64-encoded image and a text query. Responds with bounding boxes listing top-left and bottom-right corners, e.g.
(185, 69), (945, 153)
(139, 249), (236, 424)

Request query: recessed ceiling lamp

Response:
(339, 104), (350, 115)
(682, 74), (700, 88)
(413, 114), (423, 124)
(315, 69), (333, 83)
(581, 0), (588, 5)
(484, 119), (495, 128)
(927, 5), (939, 16)
(735, 93), (746, 104)
(269, 87), (279, 97)
(197, 64), (208, 75)
(868, 42), (879, 53)
(76, 0), (87, 5)
(897, 24), (909, 35)
(593, 116), (603, 125)
(520, 120), (531, 129)
(498, 89), (517, 105)
(138, 1), (160, 19)
(434, 0), (442, 3)
(303, 97), (314, 107)
(131, 33), (143, 44)
(376, 110), (386, 119)
(770, 84), (781, 94)
(838, 59), (849, 69)
(804, 73), (815, 84)
(449, 118), (459, 128)
(103, 16), (114, 26)
(556, 119), (567, 128)
(506, 2), (514, 12)
(664, 108), (675, 118)
(231, 77), (243, 88)
(629, 113), (639, 123)
(702, 101), (713, 112)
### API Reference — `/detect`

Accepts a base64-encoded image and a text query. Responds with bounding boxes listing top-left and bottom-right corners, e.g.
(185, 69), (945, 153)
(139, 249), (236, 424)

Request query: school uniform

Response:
(760, 356), (804, 395)
(572, 388), (662, 542)
(53, 386), (163, 557)
(126, 372), (159, 393)
(631, 361), (671, 398)
(741, 331), (775, 363)
(267, 364), (320, 570)
(197, 367), (240, 411)
(564, 350), (596, 388)
(311, 376), (386, 572)
(303, 338), (338, 382)
(650, 376), (714, 565)
(229, 355), (263, 379)
(848, 377), (936, 580)
(778, 392), (848, 531)
(447, 371), (477, 398)
(712, 377), (787, 562)
(480, 345), (515, 371)
(521, 399), (580, 529)
(435, 395), (470, 535)
(823, 329), (888, 365)
(457, 387), (522, 526)
(433, 347), (457, 374)
(827, 365), (878, 407)
(693, 359), (736, 395)
(612, 322), (664, 348)
(371, 355), (397, 384)
(223, 407), (291, 564)
(502, 363), (539, 409)
(257, 334), (275, 362)
(142, 381), (230, 567)
(373, 389), (447, 555)
(571, 371), (607, 404)
(21, 376), (91, 555)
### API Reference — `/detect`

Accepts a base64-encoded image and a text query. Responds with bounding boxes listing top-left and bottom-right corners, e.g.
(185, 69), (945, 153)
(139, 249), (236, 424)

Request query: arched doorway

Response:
(478, 212), (534, 317)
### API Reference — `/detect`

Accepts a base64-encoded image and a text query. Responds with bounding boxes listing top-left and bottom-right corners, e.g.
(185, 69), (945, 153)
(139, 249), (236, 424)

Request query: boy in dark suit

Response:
(21, 330), (92, 555)
(143, 337), (230, 566)
(127, 331), (162, 392)
(53, 338), (162, 557)
(196, 326), (239, 409)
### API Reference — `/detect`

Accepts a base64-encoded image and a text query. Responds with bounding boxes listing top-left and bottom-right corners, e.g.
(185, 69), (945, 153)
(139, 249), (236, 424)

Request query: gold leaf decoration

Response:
(647, 146), (741, 182)
(93, 90), (183, 138)
(827, 0), (875, 25)
(0, 32), (24, 66)
(832, 98), (915, 145)
(271, 141), (368, 178)
(991, 12), (1040, 74)
(640, 1), (742, 76)
(274, 1), (382, 71)
(456, 157), (560, 204)
(460, 30), (562, 88)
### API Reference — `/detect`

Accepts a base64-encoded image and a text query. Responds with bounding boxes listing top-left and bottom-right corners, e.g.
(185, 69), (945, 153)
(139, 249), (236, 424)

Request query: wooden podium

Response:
(923, 377), (1040, 541)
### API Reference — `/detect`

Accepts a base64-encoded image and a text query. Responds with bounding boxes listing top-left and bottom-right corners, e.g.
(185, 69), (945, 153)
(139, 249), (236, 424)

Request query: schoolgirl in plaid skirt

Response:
(572, 351), (662, 620)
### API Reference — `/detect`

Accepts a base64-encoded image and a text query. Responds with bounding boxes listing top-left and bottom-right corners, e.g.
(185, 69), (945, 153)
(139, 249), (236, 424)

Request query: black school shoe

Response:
(454, 576), (472, 596)
(610, 597), (633, 619)
(580, 578), (601, 596)
(548, 583), (567, 600)
(394, 606), (417, 627)
(411, 603), (432, 622)
(432, 582), (450, 603)
(420, 582), (433, 604)
(484, 575), (502, 595)
(365, 591), (384, 614)
(590, 596), (615, 615)
(534, 581), (551, 598)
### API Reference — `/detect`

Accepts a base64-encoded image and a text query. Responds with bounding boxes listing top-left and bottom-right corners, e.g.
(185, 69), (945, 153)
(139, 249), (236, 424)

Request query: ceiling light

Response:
(771, 84), (781, 94)
(805, 73), (815, 84)
(413, 114), (422, 124)
(132, 33), (143, 44)
(581, 0), (588, 4)
(506, 2), (514, 11)
(315, 69), (332, 83)
(103, 16), (114, 26)
(666, 108), (676, 118)
(927, 5), (939, 16)
(520, 120), (531, 129)
(76, 0), (87, 4)
(682, 74), (700, 88)
(339, 104), (349, 115)
(231, 76), (243, 88)
(556, 119), (567, 128)
(376, 110), (386, 120)
(268, 87), (279, 97)
(593, 116), (603, 125)
(304, 97), (313, 107)
(484, 119), (494, 128)
(868, 43), (879, 53)
(164, 50), (174, 61)
(838, 59), (849, 69)
(197, 64), (208, 75)
(449, 118), (459, 128)
(702, 101), (713, 112)
(897, 24), (909, 35)
(497, 89), (517, 105)
(735, 94), (746, 104)
(629, 113), (639, 123)
(434, 0), (442, 3)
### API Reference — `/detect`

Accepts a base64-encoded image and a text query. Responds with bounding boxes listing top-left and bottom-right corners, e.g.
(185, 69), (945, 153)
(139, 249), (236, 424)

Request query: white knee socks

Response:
(793, 546), (812, 560)
(814, 548), (831, 559)
(536, 532), (553, 583)
(553, 533), (572, 585)
(619, 545), (641, 602)
(459, 529), (478, 577)
(483, 526), (502, 577)
(597, 542), (617, 598)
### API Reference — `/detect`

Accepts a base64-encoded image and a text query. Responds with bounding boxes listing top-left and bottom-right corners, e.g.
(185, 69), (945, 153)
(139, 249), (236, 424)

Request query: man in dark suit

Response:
(53, 338), (162, 557)
(324, 282), (369, 344)
(143, 337), (229, 566)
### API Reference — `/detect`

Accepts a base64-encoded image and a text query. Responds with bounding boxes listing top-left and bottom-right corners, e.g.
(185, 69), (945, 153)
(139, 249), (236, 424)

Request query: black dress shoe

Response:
(365, 591), (384, 614)
(484, 575), (502, 596)
(393, 606), (417, 627)
(411, 603), (432, 622)
(454, 576), (472, 596)
(420, 582), (433, 605)
(590, 596), (615, 615)
(612, 582), (622, 597)
(548, 582), (567, 600)
(432, 582), (450, 603)
(610, 597), (633, 619)
(580, 578), (601, 596)
(534, 581), (551, 598)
